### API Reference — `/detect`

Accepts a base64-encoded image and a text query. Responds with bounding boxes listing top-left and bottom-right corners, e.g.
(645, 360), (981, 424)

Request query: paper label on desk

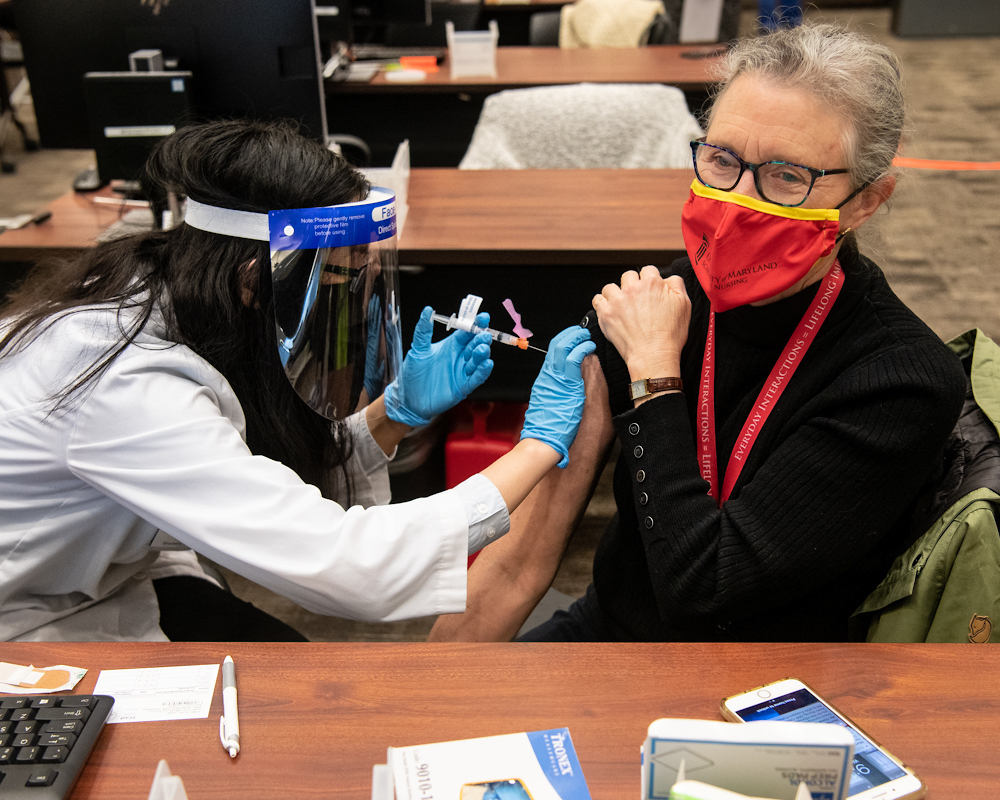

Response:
(93, 664), (220, 723)
(0, 662), (87, 694)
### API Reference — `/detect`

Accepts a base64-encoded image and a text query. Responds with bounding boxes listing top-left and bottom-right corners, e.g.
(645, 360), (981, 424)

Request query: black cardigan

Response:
(587, 247), (966, 641)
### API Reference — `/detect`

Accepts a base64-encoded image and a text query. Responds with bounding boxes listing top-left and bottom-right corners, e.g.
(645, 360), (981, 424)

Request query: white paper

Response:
(679, 0), (725, 43)
(94, 664), (220, 724)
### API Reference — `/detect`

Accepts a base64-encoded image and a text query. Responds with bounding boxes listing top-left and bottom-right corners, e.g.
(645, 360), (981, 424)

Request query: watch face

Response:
(629, 379), (647, 400)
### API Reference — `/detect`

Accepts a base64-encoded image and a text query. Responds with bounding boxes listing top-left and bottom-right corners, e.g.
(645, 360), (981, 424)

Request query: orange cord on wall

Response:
(893, 156), (1000, 171)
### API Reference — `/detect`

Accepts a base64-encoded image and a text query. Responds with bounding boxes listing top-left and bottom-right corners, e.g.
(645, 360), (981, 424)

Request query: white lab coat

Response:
(0, 304), (507, 641)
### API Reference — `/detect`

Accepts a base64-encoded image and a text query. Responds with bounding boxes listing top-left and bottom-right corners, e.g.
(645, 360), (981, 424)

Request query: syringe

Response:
(431, 312), (547, 353)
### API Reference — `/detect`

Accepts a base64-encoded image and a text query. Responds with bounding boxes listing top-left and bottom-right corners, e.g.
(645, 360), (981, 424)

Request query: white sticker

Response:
(104, 125), (177, 138)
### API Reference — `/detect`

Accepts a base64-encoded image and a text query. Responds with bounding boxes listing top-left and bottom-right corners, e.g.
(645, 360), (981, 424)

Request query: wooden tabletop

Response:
(330, 45), (722, 93)
(0, 189), (127, 263)
(2, 642), (997, 800)
(0, 169), (694, 267)
(400, 168), (691, 265)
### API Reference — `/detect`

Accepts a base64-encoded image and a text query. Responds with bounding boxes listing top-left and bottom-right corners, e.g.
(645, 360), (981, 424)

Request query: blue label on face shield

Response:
(268, 187), (396, 250)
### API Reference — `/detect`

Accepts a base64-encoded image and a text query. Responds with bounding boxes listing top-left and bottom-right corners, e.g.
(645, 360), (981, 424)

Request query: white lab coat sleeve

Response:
(333, 409), (394, 509)
(65, 344), (472, 622)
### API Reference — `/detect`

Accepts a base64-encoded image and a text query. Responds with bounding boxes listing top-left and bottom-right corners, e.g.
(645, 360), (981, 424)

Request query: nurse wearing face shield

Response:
(0, 120), (595, 642)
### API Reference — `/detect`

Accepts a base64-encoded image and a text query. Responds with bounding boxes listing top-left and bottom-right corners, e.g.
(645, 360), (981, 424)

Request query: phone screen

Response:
(732, 687), (907, 796)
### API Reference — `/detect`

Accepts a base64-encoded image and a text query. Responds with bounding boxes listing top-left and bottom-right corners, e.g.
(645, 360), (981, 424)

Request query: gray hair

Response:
(708, 23), (905, 189)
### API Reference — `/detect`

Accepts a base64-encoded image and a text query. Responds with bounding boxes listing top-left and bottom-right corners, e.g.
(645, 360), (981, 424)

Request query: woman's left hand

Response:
(592, 266), (691, 377)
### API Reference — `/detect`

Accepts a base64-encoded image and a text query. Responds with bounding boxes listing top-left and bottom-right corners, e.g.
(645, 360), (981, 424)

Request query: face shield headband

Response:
(182, 190), (402, 421)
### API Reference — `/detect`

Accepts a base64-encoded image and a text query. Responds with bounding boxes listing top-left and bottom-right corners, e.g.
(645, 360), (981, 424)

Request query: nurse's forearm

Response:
(481, 438), (561, 513)
(364, 395), (413, 456)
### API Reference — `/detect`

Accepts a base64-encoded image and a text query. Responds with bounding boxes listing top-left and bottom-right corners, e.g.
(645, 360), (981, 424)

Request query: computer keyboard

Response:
(0, 695), (114, 799)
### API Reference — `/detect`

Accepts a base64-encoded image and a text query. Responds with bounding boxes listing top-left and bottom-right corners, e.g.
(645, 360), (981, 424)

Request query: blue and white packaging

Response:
(388, 729), (592, 800)
(642, 719), (854, 800)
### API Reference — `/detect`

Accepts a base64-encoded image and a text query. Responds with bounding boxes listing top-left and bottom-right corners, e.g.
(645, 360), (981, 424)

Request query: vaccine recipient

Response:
(0, 120), (594, 642)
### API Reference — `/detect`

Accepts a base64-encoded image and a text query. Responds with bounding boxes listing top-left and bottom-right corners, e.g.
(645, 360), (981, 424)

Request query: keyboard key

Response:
(41, 746), (70, 763)
(38, 732), (76, 748)
(0, 698), (28, 709)
(15, 745), (40, 763)
(0, 721), (12, 734)
(29, 698), (58, 709)
(40, 720), (83, 735)
(0, 733), (8, 747)
(26, 767), (58, 786)
(12, 734), (36, 748)
(0, 746), (13, 763)
(15, 720), (40, 734)
(59, 697), (96, 708)
(35, 708), (90, 722)
(9, 709), (33, 722)
(0, 708), (9, 721)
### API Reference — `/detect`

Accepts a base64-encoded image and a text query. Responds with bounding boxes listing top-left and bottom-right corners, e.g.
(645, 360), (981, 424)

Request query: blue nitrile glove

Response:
(363, 295), (385, 401)
(384, 306), (494, 427)
(520, 325), (596, 468)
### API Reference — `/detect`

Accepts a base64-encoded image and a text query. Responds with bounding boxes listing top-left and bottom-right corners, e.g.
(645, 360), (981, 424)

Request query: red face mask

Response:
(681, 181), (842, 312)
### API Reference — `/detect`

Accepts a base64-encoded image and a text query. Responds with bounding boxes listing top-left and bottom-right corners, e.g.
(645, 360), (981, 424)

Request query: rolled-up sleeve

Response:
(453, 473), (511, 554)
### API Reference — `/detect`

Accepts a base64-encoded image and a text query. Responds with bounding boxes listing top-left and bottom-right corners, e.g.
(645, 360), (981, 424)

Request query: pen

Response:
(219, 655), (240, 758)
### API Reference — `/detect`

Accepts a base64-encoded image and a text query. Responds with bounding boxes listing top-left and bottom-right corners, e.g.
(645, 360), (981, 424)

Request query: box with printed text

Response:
(388, 729), (592, 800)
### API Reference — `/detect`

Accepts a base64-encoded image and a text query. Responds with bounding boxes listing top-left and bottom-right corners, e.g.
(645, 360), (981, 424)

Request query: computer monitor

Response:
(12, 0), (328, 150)
(83, 71), (194, 185)
(315, 0), (432, 46)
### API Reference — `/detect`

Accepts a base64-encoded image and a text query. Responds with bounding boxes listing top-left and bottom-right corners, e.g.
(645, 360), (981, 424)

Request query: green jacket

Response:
(851, 329), (1000, 643)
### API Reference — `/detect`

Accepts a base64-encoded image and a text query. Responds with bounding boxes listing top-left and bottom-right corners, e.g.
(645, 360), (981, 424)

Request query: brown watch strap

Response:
(646, 377), (683, 394)
(630, 377), (683, 400)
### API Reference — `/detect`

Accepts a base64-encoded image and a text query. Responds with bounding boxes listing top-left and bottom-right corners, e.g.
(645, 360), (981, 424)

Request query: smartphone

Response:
(721, 679), (925, 800)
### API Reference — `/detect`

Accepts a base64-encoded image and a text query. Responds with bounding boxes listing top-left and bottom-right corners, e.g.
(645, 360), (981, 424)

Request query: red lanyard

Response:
(697, 262), (845, 505)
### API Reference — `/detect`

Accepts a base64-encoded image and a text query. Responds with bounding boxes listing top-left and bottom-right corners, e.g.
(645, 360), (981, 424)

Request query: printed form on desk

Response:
(93, 664), (220, 723)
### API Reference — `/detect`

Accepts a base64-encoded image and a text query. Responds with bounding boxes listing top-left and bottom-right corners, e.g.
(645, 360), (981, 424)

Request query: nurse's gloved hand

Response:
(520, 325), (595, 468)
(363, 296), (386, 401)
(384, 306), (494, 427)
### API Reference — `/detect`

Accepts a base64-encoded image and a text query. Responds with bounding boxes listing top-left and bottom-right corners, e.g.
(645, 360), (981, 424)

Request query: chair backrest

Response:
(528, 11), (561, 46)
(850, 328), (1000, 643)
(558, 0), (664, 48)
(458, 83), (703, 170)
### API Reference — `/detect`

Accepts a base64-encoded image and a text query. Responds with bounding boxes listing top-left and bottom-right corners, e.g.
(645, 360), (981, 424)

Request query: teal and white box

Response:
(642, 719), (854, 800)
(389, 729), (591, 800)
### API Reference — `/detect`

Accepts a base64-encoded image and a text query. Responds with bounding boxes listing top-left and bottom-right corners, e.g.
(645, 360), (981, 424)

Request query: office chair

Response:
(528, 11), (561, 46)
(459, 82), (703, 170)
(0, 15), (39, 173)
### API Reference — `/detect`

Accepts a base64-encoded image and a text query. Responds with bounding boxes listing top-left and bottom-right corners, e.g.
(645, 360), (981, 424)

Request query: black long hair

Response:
(0, 119), (371, 500)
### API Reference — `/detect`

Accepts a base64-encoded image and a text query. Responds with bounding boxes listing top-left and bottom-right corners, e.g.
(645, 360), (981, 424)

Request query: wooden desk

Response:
(401, 168), (690, 265)
(0, 169), (693, 267)
(2, 643), (998, 800)
(0, 189), (128, 264)
(330, 45), (721, 94)
(325, 45), (719, 165)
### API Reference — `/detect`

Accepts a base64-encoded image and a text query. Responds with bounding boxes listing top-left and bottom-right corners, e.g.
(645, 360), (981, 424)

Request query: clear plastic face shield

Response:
(268, 189), (402, 420)
(181, 189), (402, 422)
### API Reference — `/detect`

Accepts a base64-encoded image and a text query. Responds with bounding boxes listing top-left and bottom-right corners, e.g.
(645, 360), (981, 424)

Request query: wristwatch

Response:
(629, 377), (683, 401)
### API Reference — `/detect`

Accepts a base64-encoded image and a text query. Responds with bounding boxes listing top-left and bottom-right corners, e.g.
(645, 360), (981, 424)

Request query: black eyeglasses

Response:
(690, 139), (851, 208)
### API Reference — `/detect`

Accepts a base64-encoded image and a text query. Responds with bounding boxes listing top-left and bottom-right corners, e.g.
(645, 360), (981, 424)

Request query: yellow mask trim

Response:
(690, 180), (840, 223)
